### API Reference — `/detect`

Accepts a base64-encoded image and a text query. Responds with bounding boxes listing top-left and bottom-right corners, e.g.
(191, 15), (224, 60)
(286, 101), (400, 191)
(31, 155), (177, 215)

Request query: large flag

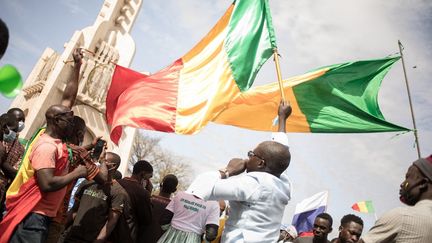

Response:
(352, 200), (375, 213)
(214, 56), (409, 133)
(292, 191), (328, 234)
(106, 0), (277, 144)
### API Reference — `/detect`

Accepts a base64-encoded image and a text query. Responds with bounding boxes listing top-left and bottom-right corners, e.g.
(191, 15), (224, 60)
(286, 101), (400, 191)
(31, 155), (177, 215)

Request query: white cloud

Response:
(60, 0), (89, 16)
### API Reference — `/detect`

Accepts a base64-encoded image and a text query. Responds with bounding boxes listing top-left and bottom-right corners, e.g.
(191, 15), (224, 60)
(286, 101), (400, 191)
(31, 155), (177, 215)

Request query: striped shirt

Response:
(362, 199), (432, 243)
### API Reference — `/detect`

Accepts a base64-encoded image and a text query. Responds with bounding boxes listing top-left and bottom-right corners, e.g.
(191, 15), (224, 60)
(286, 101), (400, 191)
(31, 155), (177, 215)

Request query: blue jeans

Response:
(10, 212), (51, 243)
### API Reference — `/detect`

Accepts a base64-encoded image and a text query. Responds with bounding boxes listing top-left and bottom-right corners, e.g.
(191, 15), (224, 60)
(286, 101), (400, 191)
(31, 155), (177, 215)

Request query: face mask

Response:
(17, 121), (25, 132)
(3, 129), (17, 143)
(141, 179), (147, 189)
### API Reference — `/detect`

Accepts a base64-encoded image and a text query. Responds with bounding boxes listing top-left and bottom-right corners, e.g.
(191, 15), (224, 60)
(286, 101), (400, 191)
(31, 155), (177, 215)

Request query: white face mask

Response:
(17, 121), (25, 132)
(141, 179), (147, 189)
(3, 129), (17, 143)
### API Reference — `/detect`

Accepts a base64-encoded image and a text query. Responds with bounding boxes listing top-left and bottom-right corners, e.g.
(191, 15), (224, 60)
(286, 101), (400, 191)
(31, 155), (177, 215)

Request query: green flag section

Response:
(213, 56), (410, 133)
(226, 0), (277, 91)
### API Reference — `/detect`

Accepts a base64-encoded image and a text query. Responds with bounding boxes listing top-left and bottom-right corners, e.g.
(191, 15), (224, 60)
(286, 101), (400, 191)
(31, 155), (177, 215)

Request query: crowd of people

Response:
(0, 46), (431, 243)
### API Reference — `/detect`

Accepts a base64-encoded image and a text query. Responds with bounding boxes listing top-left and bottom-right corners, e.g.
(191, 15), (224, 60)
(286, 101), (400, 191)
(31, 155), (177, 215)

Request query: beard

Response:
(399, 190), (420, 206)
(399, 181), (424, 206)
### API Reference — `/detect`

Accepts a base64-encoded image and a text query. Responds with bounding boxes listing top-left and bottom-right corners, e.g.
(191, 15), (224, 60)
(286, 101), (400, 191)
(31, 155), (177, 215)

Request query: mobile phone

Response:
(91, 139), (105, 159)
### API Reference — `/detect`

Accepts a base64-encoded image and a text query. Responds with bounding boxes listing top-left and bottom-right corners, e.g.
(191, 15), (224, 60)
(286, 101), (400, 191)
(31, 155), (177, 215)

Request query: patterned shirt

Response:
(0, 139), (24, 206)
(3, 138), (25, 171)
(362, 199), (432, 243)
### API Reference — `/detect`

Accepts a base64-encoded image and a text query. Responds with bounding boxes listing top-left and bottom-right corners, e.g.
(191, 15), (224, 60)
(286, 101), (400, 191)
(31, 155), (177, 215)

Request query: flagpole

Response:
(398, 40), (421, 158)
(325, 190), (329, 213)
(273, 48), (286, 102)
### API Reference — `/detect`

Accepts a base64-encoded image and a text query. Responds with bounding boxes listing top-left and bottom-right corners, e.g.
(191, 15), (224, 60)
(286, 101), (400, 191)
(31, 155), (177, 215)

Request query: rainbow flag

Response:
(214, 56), (409, 133)
(351, 200), (375, 213)
(106, 0), (277, 144)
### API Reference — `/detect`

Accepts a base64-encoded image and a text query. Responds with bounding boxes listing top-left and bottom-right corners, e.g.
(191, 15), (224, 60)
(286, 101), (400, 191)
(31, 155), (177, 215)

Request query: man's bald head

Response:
(258, 141), (291, 176)
(45, 105), (71, 121)
(45, 105), (74, 139)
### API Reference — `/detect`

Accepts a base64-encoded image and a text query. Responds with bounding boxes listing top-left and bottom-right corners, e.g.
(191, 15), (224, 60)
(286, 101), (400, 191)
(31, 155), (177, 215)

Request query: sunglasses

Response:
(248, 150), (265, 161)
(54, 110), (74, 125)
(54, 110), (74, 118)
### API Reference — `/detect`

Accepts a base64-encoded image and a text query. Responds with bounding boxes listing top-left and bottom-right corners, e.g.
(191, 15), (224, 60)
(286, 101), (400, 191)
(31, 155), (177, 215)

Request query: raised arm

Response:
(188, 162), (260, 202)
(277, 100), (292, 133)
(61, 48), (83, 109)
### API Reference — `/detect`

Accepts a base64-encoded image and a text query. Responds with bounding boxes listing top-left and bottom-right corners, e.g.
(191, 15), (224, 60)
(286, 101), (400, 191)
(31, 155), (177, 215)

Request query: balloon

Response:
(0, 64), (23, 98)
(0, 18), (9, 59)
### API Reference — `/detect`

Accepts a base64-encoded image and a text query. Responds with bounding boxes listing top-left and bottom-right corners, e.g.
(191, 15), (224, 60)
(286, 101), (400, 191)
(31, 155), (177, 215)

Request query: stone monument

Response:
(9, 0), (143, 175)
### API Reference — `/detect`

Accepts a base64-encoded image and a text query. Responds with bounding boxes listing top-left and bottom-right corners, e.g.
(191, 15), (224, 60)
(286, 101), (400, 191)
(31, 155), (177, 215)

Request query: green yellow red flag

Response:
(106, 0), (277, 144)
(214, 56), (409, 133)
(352, 200), (375, 213)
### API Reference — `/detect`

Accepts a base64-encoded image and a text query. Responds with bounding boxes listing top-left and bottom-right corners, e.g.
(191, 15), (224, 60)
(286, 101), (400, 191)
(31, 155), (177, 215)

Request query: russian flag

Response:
(292, 191), (328, 234)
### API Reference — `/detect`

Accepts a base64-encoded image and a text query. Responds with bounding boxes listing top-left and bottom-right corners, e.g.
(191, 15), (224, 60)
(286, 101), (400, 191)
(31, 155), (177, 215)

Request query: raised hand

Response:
(224, 158), (247, 177)
(72, 48), (84, 65)
(278, 100), (292, 120)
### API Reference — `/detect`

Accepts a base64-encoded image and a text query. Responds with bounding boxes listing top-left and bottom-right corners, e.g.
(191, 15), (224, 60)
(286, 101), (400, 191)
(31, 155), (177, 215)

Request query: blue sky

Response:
(1, 0), (431, 236)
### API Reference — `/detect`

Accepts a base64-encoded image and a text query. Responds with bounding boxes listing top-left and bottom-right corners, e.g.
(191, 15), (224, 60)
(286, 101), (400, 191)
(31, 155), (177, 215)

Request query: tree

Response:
(128, 131), (192, 192)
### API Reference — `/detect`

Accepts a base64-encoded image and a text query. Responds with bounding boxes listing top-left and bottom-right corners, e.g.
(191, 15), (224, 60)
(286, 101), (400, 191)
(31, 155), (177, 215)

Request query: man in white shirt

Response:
(188, 101), (292, 243)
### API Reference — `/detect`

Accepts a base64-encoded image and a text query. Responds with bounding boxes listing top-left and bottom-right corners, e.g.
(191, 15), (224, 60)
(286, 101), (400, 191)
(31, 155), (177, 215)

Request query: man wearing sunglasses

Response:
(188, 100), (293, 243)
(0, 47), (99, 243)
(0, 105), (89, 243)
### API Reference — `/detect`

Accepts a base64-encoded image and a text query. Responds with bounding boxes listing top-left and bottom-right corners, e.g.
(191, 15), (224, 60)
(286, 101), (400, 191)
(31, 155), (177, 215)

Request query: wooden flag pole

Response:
(398, 40), (421, 158)
(273, 48), (286, 102)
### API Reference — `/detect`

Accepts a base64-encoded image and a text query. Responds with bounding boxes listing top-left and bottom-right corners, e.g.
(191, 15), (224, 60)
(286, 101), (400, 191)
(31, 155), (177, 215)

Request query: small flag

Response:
(351, 200), (375, 213)
(292, 191), (328, 234)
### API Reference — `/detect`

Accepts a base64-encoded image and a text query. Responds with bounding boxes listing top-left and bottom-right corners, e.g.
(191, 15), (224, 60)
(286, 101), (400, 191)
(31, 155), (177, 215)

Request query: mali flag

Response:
(214, 56), (409, 133)
(352, 200), (375, 213)
(106, 0), (277, 144)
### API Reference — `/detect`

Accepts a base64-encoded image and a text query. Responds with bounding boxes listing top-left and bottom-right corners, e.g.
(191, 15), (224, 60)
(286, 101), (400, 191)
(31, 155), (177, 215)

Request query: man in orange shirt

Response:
(0, 105), (88, 243)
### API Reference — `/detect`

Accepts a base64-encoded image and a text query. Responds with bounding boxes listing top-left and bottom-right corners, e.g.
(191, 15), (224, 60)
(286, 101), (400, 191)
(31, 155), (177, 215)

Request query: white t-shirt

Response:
(166, 191), (220, 235)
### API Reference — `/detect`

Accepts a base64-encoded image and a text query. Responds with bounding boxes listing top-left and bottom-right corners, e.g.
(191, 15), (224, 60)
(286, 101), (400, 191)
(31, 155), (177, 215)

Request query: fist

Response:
(278, 100), (292, 118)
(225, 158), (247, 177)
(72, 48), (84, 64)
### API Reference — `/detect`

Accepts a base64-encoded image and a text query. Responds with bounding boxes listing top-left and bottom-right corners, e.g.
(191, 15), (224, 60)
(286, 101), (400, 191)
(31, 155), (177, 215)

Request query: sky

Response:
(1, 0), (431, 237)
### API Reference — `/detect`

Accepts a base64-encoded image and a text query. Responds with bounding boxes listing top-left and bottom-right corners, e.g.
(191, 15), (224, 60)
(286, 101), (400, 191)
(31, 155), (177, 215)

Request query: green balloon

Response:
(0, 64), (23, 98)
